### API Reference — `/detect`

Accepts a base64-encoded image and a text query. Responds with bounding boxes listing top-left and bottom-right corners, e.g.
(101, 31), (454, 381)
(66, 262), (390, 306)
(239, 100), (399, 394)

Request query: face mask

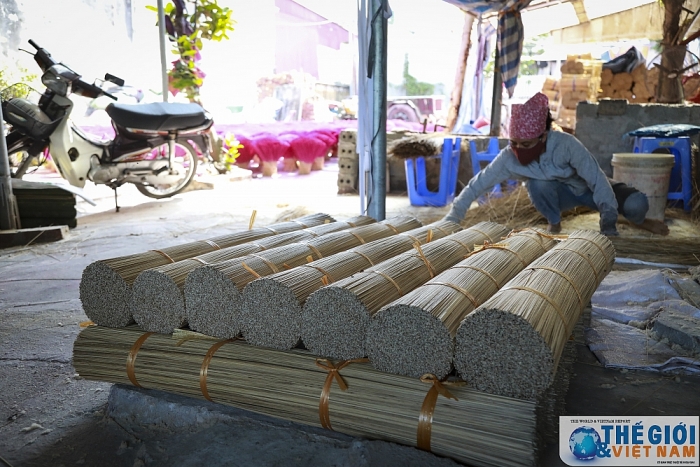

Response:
(512, 138), (546, 165)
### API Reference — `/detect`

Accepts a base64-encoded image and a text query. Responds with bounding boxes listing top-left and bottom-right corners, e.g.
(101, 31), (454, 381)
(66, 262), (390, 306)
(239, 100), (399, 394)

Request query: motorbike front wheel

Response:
(8, 148), (32, 178)
(135, 141), (198, 199)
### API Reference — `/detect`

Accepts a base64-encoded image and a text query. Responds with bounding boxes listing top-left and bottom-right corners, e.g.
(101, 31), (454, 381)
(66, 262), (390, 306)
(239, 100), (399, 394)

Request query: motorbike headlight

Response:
(42, 74), (69, 96)
(42, 65), (79, 97)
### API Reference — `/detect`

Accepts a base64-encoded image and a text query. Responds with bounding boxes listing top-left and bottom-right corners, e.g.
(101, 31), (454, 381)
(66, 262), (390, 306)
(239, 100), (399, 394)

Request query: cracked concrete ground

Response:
(2, 162), (700, 467)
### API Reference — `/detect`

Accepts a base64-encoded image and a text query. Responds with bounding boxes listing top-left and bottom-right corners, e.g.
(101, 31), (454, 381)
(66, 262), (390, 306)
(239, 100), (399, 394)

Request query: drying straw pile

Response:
(367, 229), (557, 379)
(460, 185), (594, 229)
(461, 186), (544, 228)
(79, 213), (334, 328)
(183, 217), (423, 338)
(387, 134), (446, 159)
(454, 230), (615, 400)
(239, 220), (462, 350)
(130, 216), (375, 338)
(301, 222), (510, 360)
(73, 325), (537, 467)
(609, 236), (700, 266)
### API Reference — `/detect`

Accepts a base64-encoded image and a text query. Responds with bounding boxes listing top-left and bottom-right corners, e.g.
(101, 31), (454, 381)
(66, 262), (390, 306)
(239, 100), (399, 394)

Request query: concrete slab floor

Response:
(2, 160), (699, 467)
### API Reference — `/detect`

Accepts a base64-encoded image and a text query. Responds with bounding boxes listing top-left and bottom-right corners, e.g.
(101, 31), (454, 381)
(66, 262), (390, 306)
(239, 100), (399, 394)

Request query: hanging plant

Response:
(147, 0), (236, 104)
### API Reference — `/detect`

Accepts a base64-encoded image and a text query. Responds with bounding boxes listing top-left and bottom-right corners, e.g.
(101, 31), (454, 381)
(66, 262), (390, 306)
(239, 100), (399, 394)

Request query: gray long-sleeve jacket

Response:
(444, 130), (618, 223)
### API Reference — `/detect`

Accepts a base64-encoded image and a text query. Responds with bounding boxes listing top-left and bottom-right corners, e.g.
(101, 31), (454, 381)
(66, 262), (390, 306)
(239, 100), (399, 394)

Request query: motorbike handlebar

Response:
(27, 39), (57, 72)
(27, 40), (117, 101)
(73, 79), (118, 100)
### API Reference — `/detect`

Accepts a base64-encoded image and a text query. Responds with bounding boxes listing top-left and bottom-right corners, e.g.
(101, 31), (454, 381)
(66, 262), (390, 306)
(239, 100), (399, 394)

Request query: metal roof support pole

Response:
(0, 104), (18, 230)
(489, 44), (502, 137)
(368, 0), (388, 221)
(157, 0), (169, 102)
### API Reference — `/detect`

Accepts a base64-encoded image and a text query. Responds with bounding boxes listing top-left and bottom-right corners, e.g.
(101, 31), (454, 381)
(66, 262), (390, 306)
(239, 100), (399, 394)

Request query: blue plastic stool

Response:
(405, 137), (461, 207)
(469, 137), (515, 202)
(633, 136), (692, 212)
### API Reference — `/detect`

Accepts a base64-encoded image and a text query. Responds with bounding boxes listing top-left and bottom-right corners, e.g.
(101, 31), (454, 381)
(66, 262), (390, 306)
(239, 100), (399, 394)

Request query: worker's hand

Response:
(599, 209), (619, 237)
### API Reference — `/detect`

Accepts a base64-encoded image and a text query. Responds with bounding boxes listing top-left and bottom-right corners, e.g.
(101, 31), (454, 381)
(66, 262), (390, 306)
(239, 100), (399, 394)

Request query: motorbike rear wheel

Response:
(6, 131), (47, 178)
(135, 141), (198, 199)
(8, 148), (31, 178)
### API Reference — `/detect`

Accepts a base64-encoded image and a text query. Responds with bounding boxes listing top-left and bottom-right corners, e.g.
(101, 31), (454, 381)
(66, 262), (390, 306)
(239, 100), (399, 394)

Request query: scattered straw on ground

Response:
(459, 186), (591, 229)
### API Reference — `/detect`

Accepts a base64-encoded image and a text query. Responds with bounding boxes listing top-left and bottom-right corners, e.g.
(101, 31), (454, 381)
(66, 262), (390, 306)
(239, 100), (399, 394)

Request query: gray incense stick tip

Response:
(240, 278), (303, 350)
(80, 261), (134, 328)
(302, 286), (371, 360)
(454, 308), (554, 401)
(131, 270), (186, 334)
(185, 266), (243, 339)
(367, 304), (453, 379)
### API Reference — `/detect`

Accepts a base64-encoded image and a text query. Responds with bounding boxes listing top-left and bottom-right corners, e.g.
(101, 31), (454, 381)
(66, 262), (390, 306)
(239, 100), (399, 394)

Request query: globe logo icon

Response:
(569, 426), (601, 460)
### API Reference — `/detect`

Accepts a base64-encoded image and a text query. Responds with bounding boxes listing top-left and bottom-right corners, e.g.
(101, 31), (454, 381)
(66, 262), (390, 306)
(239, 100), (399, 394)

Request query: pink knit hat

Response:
(509, 92), (549, 139)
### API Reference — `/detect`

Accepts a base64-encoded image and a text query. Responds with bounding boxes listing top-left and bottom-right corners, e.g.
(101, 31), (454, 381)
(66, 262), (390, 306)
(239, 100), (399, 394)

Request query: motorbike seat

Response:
(106, 102), (208, 131)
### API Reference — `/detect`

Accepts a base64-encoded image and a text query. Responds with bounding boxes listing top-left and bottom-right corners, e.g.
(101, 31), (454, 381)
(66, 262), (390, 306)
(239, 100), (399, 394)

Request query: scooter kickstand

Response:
(113, 186), (120, 213)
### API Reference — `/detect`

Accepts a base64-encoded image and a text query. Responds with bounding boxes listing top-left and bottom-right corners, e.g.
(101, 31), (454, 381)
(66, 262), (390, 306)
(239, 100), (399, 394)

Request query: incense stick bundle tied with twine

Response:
(129, 216), (376, 336)
(301, 222), (510, 361)
(238, 220), (463, 352)
(367, 229), (558, 379)
(454, 230), (615, 400)
(73, 325), (537, 467)
(183, 216), (423, 340)
(79, 213), (335, 328)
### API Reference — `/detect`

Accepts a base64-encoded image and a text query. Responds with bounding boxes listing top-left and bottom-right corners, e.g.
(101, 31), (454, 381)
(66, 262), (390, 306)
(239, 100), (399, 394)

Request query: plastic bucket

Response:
(611, 153), (675, 221)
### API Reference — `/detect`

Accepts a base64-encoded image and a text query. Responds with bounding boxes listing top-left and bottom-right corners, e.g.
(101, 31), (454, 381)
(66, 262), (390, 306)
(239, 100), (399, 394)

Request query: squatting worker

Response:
(443, 92), (659, 236)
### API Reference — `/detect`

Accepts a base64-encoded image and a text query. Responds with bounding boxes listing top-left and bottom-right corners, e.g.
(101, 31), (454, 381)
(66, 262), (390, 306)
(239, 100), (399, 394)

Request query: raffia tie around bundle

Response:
(151, 250), (175, 263)
(464, 241), (527, 267)
(126, 331), (155, 388)
(199, 338), (240, 402)
(248, 210), (257, 230)
(500, 284), (572, 336)
(301, 264), (335, 285)
(172, 329), (220, 347)
(315, 358), (368, 430)
(506, 228), (568, 241)
(417, 374), (465, 452)
(413, 243), (436, 278)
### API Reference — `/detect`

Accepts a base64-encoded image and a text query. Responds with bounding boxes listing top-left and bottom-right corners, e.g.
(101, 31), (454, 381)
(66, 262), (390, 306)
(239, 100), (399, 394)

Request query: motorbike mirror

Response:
(105, 73), (125, 87)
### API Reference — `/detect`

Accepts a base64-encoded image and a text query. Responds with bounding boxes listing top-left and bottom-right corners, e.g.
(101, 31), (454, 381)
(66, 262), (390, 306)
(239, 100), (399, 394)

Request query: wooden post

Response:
(0, 103), (18, 230)
(489, 45), (503, 137)
(657, 0), (685, 103)
(444, 12), (475, 133)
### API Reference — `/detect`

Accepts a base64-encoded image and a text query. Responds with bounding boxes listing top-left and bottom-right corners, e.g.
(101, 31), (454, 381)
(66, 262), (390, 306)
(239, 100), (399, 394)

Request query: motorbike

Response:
(2, 39), (214, 201)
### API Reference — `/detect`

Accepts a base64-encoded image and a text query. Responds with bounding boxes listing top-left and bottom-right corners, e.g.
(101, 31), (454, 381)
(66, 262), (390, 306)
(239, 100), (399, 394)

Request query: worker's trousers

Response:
(526, 178), (648, 225)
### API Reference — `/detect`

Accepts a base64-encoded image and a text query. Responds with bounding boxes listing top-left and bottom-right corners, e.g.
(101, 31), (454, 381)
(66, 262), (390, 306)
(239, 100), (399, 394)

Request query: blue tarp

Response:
(442, 0), (508, 14)
(625, 124), (700, 138)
